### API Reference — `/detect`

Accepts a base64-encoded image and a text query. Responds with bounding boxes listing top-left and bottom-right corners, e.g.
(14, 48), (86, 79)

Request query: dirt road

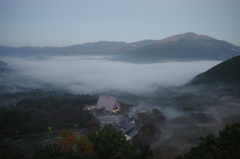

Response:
(151, 127), (173, 150)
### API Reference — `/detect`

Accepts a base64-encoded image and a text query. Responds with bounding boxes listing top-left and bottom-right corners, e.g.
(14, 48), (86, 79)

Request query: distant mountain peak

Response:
(179, 32), (213, 39)
(157, 32), (214, 44)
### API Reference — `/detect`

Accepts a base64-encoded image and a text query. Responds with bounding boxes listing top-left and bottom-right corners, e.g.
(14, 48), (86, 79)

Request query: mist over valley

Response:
(1, 56), (222, 94)
(1, 0), (240, 157)
(1, 34), (240, 159)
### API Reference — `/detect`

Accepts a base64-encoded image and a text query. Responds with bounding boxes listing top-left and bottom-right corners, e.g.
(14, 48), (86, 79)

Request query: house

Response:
(96, 95), (121, 113)
(84, 103), (97, 110)
(115, 119), (134, 130)
(114, 119), (139, 140)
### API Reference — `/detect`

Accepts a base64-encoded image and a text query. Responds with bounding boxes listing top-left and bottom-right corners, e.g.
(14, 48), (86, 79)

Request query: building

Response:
(116, 119), (134, 130)
(115, 119), (139, 140)
(96, 95), (121, 113)
(84, 103), (97, 110)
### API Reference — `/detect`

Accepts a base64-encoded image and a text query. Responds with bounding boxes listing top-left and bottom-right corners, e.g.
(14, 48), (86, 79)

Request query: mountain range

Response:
(0, 32), (240, 62)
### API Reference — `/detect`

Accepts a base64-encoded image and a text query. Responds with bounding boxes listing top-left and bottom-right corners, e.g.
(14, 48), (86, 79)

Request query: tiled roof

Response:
(117, 120), (134, 130)
(126, 129), (139, 137)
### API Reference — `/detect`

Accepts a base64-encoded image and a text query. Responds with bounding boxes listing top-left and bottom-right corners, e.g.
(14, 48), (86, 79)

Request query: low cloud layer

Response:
(3, 56), (221, 94)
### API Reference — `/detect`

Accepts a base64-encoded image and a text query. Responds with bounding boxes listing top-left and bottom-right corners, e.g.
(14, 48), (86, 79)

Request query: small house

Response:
(84, 103), (97, 110)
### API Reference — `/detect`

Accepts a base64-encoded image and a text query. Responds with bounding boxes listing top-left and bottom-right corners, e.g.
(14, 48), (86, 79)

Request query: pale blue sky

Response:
(0, 0), (240, 47)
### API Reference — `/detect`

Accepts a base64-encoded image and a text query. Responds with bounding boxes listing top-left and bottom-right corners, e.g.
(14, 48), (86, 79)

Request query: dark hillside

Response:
(189, 55), (240, 85)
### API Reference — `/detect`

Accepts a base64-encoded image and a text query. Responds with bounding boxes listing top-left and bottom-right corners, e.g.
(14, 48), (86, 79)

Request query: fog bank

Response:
(3, 56), (221, 94)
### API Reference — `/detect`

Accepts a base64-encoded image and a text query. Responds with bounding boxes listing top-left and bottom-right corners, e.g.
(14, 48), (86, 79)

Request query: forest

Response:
(0, 94), (98, 136)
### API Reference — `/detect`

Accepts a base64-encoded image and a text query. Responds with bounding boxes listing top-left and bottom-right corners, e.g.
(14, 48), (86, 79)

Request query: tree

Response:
(131, 135), (145, 149)
(59, 133), (78, 152)
(75, 135), (95, 157)
(132, 128), (151, 149)
(138, 113), (152, 124)
(152, 108), (161, 116)
(33, 144), (62, 159)
(59, 130), (95, 157)
(140, 123), (157, 136)
(175, 123), (240, 159)
(88, 125), (153, 159)
(59, 129), (74, 138)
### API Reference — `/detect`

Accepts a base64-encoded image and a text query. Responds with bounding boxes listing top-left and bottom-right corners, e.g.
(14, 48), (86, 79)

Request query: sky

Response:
(0, 0), (240, 47)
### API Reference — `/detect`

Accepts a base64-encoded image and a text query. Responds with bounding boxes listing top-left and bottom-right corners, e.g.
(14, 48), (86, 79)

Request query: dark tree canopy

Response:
(140, 123), (157, 136)
(33, 126), (153, 159)
(0, 94), (98, 136)
(176, 123), (240, 159)
(152, 108), (162, 116)
(88, 125), (153, 159)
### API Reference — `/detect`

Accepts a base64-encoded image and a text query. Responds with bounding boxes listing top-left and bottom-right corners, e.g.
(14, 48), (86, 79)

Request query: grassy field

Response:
(9, 138), (36, 156)
(0, 144), (28, 159)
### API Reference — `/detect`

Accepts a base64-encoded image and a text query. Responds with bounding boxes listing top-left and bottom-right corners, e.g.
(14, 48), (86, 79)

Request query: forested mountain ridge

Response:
(186, 55), (240, 96)
(189, 55), (240, 85)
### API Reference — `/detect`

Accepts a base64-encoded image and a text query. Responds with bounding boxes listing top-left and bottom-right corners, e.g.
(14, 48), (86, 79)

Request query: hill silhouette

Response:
(189, 55), (240, 85)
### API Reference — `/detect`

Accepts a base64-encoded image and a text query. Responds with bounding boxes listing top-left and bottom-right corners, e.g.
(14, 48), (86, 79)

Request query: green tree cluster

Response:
(1, 93), (98, 136)
(17, 94), (97, 110)
(176, 123), (240, 159)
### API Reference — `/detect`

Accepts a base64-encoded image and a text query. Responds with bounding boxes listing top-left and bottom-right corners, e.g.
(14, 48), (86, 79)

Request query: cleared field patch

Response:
(9, 138), (36, 156)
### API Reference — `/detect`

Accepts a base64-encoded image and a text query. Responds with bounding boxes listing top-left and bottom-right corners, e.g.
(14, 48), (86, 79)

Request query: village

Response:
(3, 92), (237, 158)
(84, 95), (141, 140)
(30, 94), (165, 152)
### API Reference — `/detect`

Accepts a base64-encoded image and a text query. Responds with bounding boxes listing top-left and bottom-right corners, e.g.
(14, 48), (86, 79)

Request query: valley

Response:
(0, 36), (239, 159)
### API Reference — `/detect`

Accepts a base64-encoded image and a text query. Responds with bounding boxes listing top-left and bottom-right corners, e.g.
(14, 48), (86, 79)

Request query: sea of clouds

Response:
(3, 56), (221, 94)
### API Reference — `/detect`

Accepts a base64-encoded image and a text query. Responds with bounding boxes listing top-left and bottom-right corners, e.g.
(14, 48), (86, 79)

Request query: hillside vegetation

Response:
(189, 55), (240, 85)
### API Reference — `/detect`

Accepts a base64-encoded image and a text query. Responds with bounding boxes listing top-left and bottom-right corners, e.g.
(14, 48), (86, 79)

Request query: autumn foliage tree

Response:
(59, 130), (95, 156)
(59, 129), (74, 138)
